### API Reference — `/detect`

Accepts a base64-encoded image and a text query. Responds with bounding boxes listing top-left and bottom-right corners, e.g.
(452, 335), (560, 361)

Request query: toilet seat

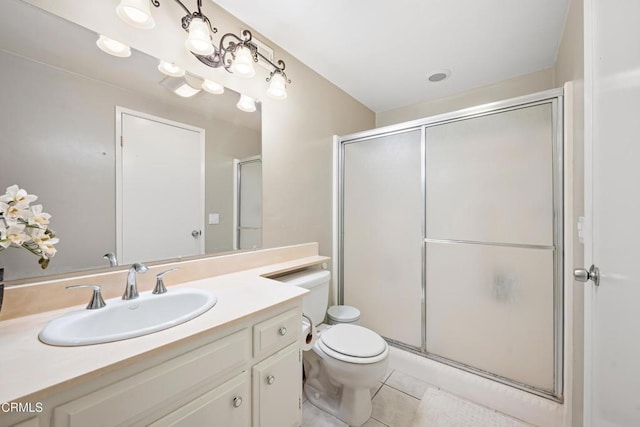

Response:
(318, 324), (388, 364)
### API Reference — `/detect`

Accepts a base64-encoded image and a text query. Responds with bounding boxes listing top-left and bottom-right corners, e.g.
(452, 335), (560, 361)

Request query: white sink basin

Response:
(39, 288), (217, 346)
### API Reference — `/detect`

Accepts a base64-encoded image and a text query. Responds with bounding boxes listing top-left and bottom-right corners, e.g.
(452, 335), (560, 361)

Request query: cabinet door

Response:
(52, 330), (249, 426)
(149, 371), (250, 427)
(252, 343), (301, 427)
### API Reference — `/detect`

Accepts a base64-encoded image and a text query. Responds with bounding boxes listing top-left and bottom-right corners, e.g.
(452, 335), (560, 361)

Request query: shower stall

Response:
(336, 89), (564, 400)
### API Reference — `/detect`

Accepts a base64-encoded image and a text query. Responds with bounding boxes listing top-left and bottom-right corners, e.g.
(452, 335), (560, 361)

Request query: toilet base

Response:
(303, 343), (385, 427)
(304, 381), (373, 427)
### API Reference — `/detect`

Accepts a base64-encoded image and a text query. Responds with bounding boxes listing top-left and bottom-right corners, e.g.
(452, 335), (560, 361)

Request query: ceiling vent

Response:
(427, 69), (451, 83)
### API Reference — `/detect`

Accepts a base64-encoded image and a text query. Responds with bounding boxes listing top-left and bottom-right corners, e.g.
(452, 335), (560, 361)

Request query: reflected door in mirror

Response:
(117, 109), (205, 264)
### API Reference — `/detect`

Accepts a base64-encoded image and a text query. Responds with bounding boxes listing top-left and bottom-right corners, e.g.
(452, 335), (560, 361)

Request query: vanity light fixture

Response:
(116, 0), (156, 29)
(266, 70), (288, 100)
(158, 60), (186, 77)
(116, 0), (291, 99)
(236, 94), (257, 112)
(230, 45), (255, 78)
(184, 16), (215, 55)
(96, 35), (131, 58)
(201, 79), (224, 95)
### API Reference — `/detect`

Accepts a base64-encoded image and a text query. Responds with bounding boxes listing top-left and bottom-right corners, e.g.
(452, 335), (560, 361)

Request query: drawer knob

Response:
(267, 375), (276, 385)
(233, 396), (243, 408)
(278, 327), (287, 336)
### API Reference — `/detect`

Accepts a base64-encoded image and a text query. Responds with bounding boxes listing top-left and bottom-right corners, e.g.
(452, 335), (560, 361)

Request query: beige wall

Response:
(553, 0), (585, 425)
(205, 123), (261, 254)
(376, 68), (555, 127)
(22, 0), (375, 262)
(554, 0), (585, 86)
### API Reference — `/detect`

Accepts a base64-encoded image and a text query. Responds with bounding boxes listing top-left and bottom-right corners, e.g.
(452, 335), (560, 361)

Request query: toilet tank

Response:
(276, 269), (331, 325)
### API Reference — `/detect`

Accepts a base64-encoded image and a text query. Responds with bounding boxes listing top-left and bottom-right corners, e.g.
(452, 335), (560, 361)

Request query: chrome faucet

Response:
(103, 252), (118, 267)
(123, 263), (148, 300)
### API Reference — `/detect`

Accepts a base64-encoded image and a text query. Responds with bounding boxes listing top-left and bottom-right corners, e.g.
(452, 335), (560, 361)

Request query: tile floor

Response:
(301, 367), (434, 427)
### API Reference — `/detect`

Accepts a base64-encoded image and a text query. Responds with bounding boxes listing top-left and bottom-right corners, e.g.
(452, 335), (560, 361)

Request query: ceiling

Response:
(212, 0), (571, 113)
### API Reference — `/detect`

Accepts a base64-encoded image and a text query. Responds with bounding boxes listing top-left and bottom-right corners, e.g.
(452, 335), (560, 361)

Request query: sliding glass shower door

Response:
(341, 129), (423, 348)
(425, 104), (560, 393)
(339, 90), (563, 399)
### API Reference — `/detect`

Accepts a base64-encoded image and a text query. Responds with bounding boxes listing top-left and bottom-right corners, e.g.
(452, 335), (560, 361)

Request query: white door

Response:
(117, 108), (205, 264)
(584, 1), (640, 425)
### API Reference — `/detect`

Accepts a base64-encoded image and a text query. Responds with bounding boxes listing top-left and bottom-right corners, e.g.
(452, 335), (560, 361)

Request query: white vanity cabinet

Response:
(52, 329), (251, 427)
(4, 304), (303, 427)
(149, 371), (251, 427)
(252, 343), (302, 427)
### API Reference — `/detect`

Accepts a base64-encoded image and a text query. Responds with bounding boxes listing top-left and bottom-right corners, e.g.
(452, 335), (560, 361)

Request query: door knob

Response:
(573, 264), (600, 286)
(191, 230), (202, 238)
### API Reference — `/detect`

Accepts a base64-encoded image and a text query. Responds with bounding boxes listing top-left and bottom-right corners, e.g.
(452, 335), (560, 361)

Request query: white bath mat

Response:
(410, 388), (531, 427)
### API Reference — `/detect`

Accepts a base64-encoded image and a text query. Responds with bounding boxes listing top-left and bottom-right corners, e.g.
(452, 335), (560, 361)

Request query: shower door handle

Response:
(573, 264), (600, 286)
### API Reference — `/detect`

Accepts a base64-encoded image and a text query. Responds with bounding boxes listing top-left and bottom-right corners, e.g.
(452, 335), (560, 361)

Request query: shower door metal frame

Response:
(336, 88), (564, 401)
(233, 155), (262, 250)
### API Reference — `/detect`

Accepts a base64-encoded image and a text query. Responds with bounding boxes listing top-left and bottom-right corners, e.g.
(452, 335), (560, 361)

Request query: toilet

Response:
(277, 269), (389, 426)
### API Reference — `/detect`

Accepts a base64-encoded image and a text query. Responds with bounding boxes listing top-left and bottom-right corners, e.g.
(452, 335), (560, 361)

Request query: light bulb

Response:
(116, 0), (155, 29)
(158, 60), (185, 77)
(202, 79), (224, 95)
(96, 35), (131, 58)
(231, 46), (256, 78)
(267, 72), (287, 100)
(185, 18), (214, 56)
(237, 94), (256, 112)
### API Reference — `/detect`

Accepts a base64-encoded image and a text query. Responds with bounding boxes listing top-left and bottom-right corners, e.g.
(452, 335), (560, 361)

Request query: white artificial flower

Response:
(27, 204), (51, 228)
(0, 223), (30, 248)
(0, 184), (37, 208)
(0, 184), (58, 267)
(0, 201), (11, 217)
(30, 228), (59, 259)
(0, 201), (30, 223)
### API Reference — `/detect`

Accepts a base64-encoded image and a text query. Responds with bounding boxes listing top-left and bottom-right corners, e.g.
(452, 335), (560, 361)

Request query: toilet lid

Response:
(320, 324), (386, 358)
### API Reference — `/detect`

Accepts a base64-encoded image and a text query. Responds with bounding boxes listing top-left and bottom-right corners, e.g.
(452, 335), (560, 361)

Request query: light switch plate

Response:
(208, 213), (220, 225)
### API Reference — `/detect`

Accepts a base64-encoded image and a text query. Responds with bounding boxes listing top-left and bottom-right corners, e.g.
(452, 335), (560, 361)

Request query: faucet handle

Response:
(66, 284), (106, 310)
(153, 268), (179, 294)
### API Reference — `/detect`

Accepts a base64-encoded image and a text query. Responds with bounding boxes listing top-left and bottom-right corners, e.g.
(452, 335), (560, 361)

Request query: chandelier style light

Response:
(115, 0), (291, 101)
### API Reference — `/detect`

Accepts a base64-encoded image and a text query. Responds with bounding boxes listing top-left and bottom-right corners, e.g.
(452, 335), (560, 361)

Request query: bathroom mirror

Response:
(0, 0), (262, 282)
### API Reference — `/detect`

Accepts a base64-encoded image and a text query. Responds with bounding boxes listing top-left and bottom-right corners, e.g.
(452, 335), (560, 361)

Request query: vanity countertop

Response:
(0, 255), (327, 404)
